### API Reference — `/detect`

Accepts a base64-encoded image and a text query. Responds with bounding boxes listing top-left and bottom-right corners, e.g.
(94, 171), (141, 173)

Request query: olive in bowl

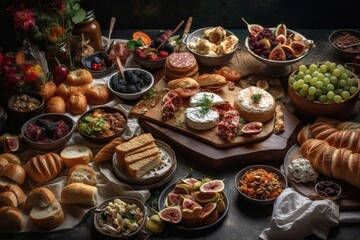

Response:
(315, 180), (341, 201)
(77, 106), (127, 144)
(21, 113), (74, 151)
(235, 165), (287, 205)
(107, 68), (154, 100)
(81, 51), (114, 78)
(8, 92), (45, 124)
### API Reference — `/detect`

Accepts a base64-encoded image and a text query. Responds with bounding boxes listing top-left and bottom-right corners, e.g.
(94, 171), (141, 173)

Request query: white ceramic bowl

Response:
(107, 68), (154, 100)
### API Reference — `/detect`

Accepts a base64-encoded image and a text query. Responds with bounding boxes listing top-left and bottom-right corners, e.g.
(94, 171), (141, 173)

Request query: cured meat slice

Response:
(163, 90), (183, 111)
(161, 100), (176, 121)
(168, 52), (196, 69)
(211, 101), (234, 115)
(217, 110), (240, 142)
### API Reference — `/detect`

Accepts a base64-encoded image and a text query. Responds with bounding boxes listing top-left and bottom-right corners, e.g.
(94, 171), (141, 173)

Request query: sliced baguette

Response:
(61, 183), (98, 207)
(67, 164), (97, 186)
(60, 144), (93, 168)
(29, 201), (64, 230)
(127, 154), (162, 178)
(124, 146), (160, 167)
(115, 133), (155, 159)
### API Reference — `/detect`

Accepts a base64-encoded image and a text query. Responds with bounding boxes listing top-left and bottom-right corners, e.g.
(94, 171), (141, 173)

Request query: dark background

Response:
(0, 0), (359, 52)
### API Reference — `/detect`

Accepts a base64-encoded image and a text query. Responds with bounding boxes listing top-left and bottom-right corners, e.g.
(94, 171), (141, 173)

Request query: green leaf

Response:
(126, 39), (143, 51)
(72, 9), (86, 24)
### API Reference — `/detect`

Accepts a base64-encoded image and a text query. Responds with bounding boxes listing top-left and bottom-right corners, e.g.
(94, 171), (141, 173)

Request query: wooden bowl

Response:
(7, 92), (44, 123)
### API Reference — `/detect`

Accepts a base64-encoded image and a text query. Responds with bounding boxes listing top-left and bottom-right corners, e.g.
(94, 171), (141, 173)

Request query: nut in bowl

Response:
(242, 19), (313, 77)
(107, 68), (154, 100)
(185, 26), (239, 68)
(81, 51), (114, 78)
(77, 106), (127, 144)
(329, 29), (360, 60)
(235, 165), (287, 205)
(288, 61), (360, 120)
(94, 197), (146, 238)
(315, 180), (342, 201)
(21, 113), (74, 151)
(7, 92), (44, 123)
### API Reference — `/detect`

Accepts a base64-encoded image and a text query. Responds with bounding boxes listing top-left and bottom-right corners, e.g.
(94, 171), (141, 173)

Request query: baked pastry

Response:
(0, 154), (25, 185)
(24, 187), (56, 212)
(273, 103), (285, 134)
(194, 73), (228, 92)
(93, 137), (123, 163)
(66, 69), (93, 86)
(0, 206), (24, 231)
(45, 96), (66, 113)
(0, 153), (21, 165)
(85, 85), (111, 105)
(25, 152), (64, 183)
(55, 82), (91, 100)
(164, 52), (199, 82)
(39, 81), (57, 101)
(233, 86), (275, 123)
(66, 92), (87, 115)
(167, 77), (200, 98)
(67, 164), (97, 186)
(0, 184), (25, 207)
(61, 182), (98, 207)
(60, 144), (93, 168)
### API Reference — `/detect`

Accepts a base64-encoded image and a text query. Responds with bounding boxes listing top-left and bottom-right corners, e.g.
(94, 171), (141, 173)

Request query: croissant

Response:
(301, 139), (360, 188)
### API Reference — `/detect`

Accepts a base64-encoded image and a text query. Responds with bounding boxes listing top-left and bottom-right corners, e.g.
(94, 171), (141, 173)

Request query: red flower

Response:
(13, 9), (36, 31)
(56, 0), (66, 12)
(24, 72), (37, 82)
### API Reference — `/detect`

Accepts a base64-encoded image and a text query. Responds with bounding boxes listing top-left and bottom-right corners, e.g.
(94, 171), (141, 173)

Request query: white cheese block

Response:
(233, 86), (275, 123)
(288, 157), (319, 183)
(185, 107), (219, 130)
(189, 92), (224, 107)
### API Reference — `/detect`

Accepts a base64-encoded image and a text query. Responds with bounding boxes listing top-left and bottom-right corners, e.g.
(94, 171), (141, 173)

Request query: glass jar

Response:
(72, 10), (103, 52)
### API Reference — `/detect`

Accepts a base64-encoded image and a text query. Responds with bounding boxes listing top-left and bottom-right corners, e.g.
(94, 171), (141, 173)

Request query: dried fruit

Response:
(200, 180), (225, 193)
(275, 23), (287, 37)
(159, 206), (182, 223)
(241, 18), (264, 37)
(268, 44), (286, 61)
(241, 122), (263, 134)
(290, 41), (306, 57)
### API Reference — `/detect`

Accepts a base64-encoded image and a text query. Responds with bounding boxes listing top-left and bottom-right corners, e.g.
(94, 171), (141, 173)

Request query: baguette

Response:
(336, 121), (360, 131)
(29, 201), (64, 230)
(93, 137), (123, 163)
(0, 206), (24, 231)
(127, 154), (162, 178)
(67, 164), (97, 186)
(301, 139), (360, 188)
(25, 152), (64, 183)
(60, 144), (93, 168)
(325, 130), (360, 154)
(61, 183), (98, 207)
(0, 184), (25, 207)
(310, 122), (338, 140)
(115, 133), (155, 159)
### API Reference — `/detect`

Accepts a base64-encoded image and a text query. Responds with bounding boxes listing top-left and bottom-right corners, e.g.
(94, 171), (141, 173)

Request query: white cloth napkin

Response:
(259, 187), (339, 240)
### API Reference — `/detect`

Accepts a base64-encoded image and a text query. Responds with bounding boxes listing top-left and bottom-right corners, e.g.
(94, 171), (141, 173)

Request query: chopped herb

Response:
(195, 94), (214, 114)
(126, 39), (143, 51)
(251, 93), (262, 103)
(121, 211), (135, 223)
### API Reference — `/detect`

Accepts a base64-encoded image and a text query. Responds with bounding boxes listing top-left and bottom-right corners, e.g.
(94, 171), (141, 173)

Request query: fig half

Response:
(241, 122), (263, 134)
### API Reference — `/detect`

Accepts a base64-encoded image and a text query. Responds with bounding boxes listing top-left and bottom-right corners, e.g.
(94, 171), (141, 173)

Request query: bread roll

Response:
(61, 183), (98, 207)
(25, 187), (56, 212)
(25, 152), (64, 183)
(167, 78), (200, 97)
(0, 162), (26, 185)
(85, 85), (111, 105)
(55, 82), (91, 100)
(194, 73), (227, 91)
(0, 184), (25, 207)
(0, 153), (21, 165)
(66, 92), (87, 115)
(45, 96), (66, 113)
(66, 69), (93, 86)
(0, 206), (23, 231)
(39, 81), (57, 101)
(29, 201), (64, 230)
(93, 137), (123, 163)
(60, 144), (93, 168)
(67, 164), (97, 186)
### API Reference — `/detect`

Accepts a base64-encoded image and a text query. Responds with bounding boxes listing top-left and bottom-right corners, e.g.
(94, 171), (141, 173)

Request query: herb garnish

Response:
(251, 93), (262, 103)
(126, 39), (143, 51)
(121, 211), (135, 223)
(195, 94), (214, 114)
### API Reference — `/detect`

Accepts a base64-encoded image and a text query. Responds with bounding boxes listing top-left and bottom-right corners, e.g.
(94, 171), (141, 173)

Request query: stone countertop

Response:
(2, 29), (360, 240)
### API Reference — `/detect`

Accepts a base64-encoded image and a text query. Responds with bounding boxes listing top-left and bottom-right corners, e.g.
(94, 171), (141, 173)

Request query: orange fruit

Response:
(132, 31), (152, 46)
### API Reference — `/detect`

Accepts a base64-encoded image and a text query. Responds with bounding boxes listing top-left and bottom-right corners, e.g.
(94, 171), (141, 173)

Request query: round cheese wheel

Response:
(185, 107), (219, 130)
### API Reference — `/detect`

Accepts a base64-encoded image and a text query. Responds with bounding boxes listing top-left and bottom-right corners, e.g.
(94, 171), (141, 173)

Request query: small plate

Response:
(112, 139), (177, 186)
(158, 180), (229, 231)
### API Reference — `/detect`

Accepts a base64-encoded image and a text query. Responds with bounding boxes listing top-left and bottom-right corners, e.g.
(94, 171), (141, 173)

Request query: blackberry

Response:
(126, 85), (138, 94)
(115, 84), (127, 93)
(140, 73), (152, 85)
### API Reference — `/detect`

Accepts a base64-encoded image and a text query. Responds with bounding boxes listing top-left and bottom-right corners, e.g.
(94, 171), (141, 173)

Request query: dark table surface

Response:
(2, 29), (360, 240)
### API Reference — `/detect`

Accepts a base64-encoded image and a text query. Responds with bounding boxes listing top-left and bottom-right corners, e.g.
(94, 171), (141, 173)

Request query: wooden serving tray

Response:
(129, 79), (275, 148)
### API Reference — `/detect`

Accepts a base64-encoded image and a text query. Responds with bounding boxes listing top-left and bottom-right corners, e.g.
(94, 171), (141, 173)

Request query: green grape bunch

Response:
(289, 61), (358, 104)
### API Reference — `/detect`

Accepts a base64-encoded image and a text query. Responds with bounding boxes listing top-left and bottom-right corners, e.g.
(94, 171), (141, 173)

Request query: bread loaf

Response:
(60, 144), (93, 168)
(67, 164), (97, 186)
(310, 122), (338, 140)
(0, 184), (25, 207)
(325, 130), (360, 153)
(66, 92), (87, 115)
(55, 82), (91, 100)
(301, 139), (360, 188)
(93, 137), (123, 163)
(25, 187), (56, 212)
(85, 85), (111, 105)
(0, 153), (21, 165)
(297, 124), (313, 145)
(0, 206), (24, 231)
(25, 152), (64, 183)
(66, 69), (93, 86)
(29, 201), (64, 230)
(336, 121), (360, 131)
(61, 183), (98, 207)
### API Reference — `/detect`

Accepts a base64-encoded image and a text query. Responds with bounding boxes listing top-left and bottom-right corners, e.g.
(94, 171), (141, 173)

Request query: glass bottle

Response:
(72, 10), (103, 52)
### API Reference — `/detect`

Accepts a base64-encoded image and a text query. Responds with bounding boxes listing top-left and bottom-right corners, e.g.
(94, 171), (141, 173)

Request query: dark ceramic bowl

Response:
(81, 51), (114, 78)
(329, 29), (360, 60)
(132, 45), (173, 70)
(235, 165), (287, 205)
(315, 180), (342, 201)
(8, 92), (45, 123)
(77, 106), (127, 144)
(21, 113), (75, 151)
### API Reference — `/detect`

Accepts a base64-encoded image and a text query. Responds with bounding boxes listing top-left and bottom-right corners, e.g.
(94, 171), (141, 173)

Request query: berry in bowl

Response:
(242, 18), (313, 77)
(288, 61), (359, 120)
(81, 51), (114, 78)
(107, 68), (154, 100)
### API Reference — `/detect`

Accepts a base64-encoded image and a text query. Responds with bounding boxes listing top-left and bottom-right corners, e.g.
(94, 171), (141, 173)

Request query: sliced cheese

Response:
(185, 107), (219, 130)
(189, 92), (224, 107)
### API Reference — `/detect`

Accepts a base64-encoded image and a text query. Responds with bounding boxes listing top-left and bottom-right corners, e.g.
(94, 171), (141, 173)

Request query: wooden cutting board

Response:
(129, 79), (275, 148)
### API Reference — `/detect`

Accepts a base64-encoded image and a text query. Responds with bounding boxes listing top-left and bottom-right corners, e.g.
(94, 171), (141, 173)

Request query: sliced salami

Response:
(168, 52), (196, 68)
(161, 100), (176, 121)
(217, 110), (240, 142)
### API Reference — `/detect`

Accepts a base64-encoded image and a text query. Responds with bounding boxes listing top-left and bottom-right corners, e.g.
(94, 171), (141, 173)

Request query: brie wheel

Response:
(185, 107), (219, 130)
(234, 86), (275, 123)
(189, 92), (224, 107)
